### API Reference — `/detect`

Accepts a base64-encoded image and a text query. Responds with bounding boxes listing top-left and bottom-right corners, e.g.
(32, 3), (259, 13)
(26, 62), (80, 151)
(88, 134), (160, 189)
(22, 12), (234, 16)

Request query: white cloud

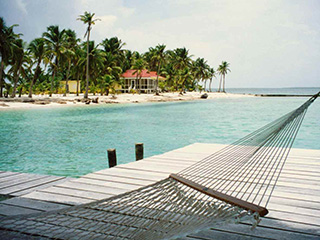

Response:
(93, 15), (117, 40)
(15, 0), (27, 15)
(118, 7), (135, 18)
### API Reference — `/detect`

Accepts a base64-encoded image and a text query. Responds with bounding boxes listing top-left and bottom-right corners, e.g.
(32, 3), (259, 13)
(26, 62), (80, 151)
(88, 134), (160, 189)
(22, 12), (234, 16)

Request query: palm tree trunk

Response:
(223, 74), (226, 92)
(64, 60), (71, 96)
(0, 61), (4, 97)
(18, 86), (22, 97)
(209, 78), (212, 92)
(29, 61), (41, 98)
(135, 74), (138, 94)
(155, 63), (160, 95)
(76, 72), (80, 96)
(11, 65), (21, 98)
(50, 68), (55, 97)
(84, 28), (90, 99)
(204, 79), (207, 92)
(218, 75), (222, 92)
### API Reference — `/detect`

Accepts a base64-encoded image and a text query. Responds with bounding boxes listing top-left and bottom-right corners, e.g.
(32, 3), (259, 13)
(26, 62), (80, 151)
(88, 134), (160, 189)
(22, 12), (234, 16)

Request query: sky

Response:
(1, 0), (320, 88)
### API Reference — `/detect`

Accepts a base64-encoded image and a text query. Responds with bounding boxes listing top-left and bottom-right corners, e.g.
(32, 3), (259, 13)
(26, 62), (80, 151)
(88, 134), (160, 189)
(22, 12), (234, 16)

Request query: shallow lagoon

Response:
(0, 96), (319, 177)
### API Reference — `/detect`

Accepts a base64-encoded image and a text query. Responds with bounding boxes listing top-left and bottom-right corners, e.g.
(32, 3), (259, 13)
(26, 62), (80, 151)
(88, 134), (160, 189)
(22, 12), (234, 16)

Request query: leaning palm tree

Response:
(217, 61), (231, 92)
(43, 25), (66, 97)
(77, 11), (100, 99)
(27, 38), (45, 98)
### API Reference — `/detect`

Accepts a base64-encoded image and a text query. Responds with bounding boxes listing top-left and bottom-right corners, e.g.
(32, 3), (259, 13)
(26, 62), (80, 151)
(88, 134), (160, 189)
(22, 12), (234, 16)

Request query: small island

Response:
(0, 12), (234, 110)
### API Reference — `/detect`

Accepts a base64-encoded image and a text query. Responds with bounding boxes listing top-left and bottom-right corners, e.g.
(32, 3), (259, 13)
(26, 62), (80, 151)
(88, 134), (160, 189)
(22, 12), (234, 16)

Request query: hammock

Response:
(1, 92), (319, 240)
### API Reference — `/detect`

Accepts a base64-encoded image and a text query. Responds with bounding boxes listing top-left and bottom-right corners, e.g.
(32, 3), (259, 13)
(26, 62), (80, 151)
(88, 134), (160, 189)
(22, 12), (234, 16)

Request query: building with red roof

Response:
(120, 69), (165, 93)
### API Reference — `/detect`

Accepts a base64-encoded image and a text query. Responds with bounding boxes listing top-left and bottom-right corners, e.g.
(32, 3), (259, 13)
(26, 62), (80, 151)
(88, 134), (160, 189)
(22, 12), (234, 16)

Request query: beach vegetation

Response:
(0, 14), (231, 98)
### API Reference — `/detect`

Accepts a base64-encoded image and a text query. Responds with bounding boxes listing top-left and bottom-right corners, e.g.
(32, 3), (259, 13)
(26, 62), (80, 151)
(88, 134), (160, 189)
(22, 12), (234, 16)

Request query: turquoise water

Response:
(0, 93), (319, 177)
(226, 87), (319, 95)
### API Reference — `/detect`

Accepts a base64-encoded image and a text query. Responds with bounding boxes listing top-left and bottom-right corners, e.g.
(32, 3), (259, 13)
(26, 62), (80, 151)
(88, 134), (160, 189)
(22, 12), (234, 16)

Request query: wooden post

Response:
(107, 149), (117, 168)
(135, 143), (144, 161)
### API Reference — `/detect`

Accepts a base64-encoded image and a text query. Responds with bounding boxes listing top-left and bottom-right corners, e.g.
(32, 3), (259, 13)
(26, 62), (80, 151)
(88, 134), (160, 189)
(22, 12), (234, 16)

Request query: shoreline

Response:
(0, 92), (254, 110)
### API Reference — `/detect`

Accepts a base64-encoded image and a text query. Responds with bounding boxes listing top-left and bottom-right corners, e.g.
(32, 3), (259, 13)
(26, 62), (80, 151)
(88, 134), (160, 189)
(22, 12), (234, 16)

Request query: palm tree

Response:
(78, 41), (105, 94)
(43, 25), (66, 96)
(61, 29), (78, 96)
(77, 11), (100, 99)
(177, 67), (192, 94)
(97, 74), (116, 96)
(170, 47), (192, 70)
(0, 17), (20, 97)
(72, 45), (84, 96)
(208, 67), (216, 92)
(101, 37), (125, 58)
(217, 61), (231, 92)
(148, 44), (166, 95)
(192, 58), (209, 91)
(132, 58), (146, 94)
(161, 63), (176, 91)
(10, 38), (25, 97)
(27, 38), (45, 98)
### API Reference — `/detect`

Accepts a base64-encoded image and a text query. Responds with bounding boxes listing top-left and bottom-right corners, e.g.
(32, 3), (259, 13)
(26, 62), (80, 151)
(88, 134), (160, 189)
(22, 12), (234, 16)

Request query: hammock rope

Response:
(0, 92), (319, 240)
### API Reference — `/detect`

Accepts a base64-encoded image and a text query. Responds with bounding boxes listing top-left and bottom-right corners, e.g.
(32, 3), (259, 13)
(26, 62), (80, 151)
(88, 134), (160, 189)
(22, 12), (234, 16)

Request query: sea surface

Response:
(0, 88), (319, 177)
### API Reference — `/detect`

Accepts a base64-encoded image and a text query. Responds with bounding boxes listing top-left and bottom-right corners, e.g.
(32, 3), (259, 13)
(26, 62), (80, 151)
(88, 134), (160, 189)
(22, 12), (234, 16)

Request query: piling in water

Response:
(108, 149), (117, 168)
(135, 143), (144, 161)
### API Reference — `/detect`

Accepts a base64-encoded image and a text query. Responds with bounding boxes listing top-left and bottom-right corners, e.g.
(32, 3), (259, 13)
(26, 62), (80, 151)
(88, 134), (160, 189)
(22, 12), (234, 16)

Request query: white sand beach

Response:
(0, 92), (254, 110)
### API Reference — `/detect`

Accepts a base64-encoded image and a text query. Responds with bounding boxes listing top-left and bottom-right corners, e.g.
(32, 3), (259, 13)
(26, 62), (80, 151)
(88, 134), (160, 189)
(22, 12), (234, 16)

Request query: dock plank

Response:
(0, 175), (66, 195)
(23, 191), (91, 205)
(1, 197), (69, 212)
(0, 204), (43, 216)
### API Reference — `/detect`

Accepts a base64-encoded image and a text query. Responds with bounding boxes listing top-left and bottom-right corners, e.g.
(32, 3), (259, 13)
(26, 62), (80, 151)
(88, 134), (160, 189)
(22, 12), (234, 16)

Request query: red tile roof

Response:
(121, 69), (165, 79)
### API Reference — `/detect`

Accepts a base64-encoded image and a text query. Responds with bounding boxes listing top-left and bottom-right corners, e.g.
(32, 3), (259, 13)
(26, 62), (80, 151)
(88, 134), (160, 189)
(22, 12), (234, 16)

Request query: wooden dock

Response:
(0, 143), (319, 239)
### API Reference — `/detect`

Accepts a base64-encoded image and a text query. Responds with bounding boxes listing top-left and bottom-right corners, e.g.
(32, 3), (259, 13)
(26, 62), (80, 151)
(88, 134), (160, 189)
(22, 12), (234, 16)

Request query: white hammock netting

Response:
(0, 92), (319, 239)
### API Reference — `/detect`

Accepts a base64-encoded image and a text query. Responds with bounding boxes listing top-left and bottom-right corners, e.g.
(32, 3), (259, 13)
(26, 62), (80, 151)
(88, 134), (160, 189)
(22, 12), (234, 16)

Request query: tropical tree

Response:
(161, 63), (176, 91)
(170, 47), (192, 70)
(77, 11), (100, 98)
(9, 38), (25, 97)
(132, 57), (146, 94)
(208, 67), (216, 92)
(177, 67), (192, 94)
(28, 38), (45, 97)
(61, 29), (78, 96)
(0, 17), (20, 97)
(101, 37), (125, 64)
(43, 25), (66, 96)
(147, 44), (166, 95)
(217, 61), (231, 92)
(192, 58), (209, 91)
(78, 41), (105, 93)
(72, 45), (84, 96)
(97, 74), (115, 96)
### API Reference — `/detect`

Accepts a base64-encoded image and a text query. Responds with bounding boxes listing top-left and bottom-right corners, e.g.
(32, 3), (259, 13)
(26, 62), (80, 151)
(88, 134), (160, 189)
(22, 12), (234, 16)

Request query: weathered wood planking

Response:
(0, 172), (70, 197)
(0, 143), (319, 239)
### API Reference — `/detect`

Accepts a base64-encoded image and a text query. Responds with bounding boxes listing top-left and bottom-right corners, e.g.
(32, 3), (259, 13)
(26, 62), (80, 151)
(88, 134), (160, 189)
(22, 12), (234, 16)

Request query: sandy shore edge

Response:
(0, 92), (254, 110)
